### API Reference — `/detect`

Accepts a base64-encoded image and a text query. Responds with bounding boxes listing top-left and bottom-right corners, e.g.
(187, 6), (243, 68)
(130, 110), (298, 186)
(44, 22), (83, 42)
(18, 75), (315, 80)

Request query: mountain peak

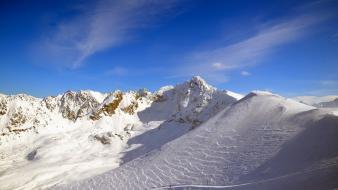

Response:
(191, 75), (205, 83)
(190, 76), (208, 85)
(185, 76), (214, 91)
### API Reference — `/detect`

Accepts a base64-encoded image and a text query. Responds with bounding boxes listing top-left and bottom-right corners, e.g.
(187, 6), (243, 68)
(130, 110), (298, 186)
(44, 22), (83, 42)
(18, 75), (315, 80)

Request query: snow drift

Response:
(54, 92), (338, 190)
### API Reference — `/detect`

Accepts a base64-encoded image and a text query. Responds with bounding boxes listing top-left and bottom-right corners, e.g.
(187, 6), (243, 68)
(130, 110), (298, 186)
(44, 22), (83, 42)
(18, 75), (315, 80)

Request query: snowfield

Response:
(0, 76), (337, 190)
(0, 76), (240, 190)
(53, 91), (338, 190)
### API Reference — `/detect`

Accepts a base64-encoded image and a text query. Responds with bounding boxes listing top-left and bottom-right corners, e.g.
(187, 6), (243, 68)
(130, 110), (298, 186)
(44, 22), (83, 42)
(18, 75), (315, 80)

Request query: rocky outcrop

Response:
(59, 91), (102, 121)
(0, 98), (7, 115)
(121, 101), (138, 115)
(90, 91), (123, 120)
(0, 76), (242, 136)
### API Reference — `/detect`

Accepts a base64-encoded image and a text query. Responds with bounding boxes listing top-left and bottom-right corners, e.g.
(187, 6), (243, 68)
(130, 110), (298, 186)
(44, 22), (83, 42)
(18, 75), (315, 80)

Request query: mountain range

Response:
(0, 76), (337, 190)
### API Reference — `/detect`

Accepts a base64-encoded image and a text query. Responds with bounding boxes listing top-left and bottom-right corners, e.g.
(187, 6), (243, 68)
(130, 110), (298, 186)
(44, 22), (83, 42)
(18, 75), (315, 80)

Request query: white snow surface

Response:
(2, 77), (338, 190)
(54, 92), (338, 190)
(0, 76), (241, 190)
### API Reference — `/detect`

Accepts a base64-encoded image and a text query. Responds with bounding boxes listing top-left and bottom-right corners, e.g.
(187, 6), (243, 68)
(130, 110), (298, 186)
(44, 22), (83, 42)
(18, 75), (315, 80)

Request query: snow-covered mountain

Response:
(0, 76), (240, 139)
(294, 95), (338, 115)
(0, 76), (241, 190)
(55, 91), (338, 190)
(1, 77), (338, 190)
(314, 98), (338, 108)
(293, 95), (338, 106)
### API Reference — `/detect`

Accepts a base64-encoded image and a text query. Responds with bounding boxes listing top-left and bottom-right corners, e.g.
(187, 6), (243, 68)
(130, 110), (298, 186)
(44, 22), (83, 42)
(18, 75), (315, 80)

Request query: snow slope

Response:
(0, 76), (241, 190)
(55, 91), (338, 190)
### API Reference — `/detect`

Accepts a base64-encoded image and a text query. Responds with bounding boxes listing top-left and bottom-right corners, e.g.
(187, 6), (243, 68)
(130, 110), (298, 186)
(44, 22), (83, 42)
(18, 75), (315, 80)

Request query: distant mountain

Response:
(293, 95), (338, 106)
(55, 91), (338, 190)
(294, 95), (338, 115)
(315, 98), (338, 108)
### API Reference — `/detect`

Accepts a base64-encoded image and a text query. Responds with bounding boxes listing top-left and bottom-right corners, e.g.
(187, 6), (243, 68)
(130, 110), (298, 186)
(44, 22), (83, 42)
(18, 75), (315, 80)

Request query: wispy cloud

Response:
(105, 65), (165, 77)
(174, 14), (330, 83)
(107, 66), (128, 76)
(319, 80), (338, 86)
(37, 0), (177, 68)
(241, 71), (251, 76)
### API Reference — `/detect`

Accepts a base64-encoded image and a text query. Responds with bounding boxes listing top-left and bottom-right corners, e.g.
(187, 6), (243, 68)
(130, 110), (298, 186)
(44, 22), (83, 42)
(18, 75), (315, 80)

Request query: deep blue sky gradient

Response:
(0, 0), (337, 97)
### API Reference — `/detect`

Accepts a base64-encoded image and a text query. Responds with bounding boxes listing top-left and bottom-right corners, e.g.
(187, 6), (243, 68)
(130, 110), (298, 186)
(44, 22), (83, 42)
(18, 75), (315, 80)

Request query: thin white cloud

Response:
(316, 80), (338, 88)
(319, 80), (338, 86)
(38, 0), (177, 68)
(241, 71), (250, 76)
(105, 65), (166, 77)
(107, 66), (128, 76)
(175, 14), (330, 83)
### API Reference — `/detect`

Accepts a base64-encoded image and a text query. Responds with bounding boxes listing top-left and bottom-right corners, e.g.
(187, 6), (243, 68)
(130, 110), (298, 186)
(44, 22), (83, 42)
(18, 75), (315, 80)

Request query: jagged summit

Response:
(183, 76), (243, 100)
(191, 75), (204, 82)
(183, 75), (215, 92)
(0, 77), (242, 137)
(143, 76), (242, 126)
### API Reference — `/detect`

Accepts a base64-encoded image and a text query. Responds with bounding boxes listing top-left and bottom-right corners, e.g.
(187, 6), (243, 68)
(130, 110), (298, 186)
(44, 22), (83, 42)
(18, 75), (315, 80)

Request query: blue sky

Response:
(0, 0), (338, 97)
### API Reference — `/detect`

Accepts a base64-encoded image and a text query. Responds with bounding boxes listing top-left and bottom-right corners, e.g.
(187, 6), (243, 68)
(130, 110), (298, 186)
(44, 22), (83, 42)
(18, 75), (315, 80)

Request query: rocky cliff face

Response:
(58, 91), (102, 120)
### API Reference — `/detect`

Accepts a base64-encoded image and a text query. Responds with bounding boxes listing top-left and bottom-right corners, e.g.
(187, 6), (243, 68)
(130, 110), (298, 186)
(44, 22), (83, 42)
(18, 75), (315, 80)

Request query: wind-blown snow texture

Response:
(54, 92), (338, 190)
(0, 76), (241, 190)
(1, 77), (338, 190)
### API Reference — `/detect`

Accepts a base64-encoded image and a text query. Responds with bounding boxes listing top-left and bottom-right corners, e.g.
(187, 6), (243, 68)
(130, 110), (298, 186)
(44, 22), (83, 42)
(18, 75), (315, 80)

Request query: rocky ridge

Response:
(0, 76), (241, 139)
